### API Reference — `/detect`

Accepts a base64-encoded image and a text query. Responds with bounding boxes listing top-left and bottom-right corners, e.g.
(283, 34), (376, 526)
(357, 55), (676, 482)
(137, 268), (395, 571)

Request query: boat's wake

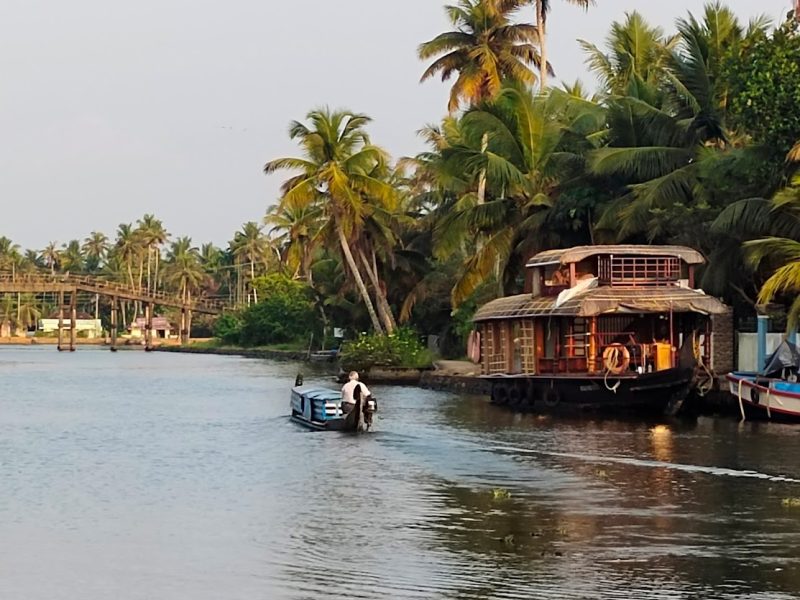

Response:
(489, 443), (800, 483)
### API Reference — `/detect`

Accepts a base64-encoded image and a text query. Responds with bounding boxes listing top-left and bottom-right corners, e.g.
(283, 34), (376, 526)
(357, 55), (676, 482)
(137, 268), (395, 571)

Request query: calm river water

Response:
(1, 346), (799, 599)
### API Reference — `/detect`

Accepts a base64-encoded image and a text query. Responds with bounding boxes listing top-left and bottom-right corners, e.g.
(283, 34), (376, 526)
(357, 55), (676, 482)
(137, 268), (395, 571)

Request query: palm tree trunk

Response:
(477, 133), (488, 205)
(536, 1), (548, 91)
(250, 261), (258, 304)
(337, 226), (384, 334)
(358, 248), (397, 333)
(146, 245), (152, 296)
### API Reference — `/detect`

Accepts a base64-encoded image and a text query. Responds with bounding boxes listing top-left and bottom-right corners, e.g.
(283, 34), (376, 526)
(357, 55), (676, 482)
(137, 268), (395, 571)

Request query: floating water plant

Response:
(491, 488), (511, 500)
(781, 497), (800, 508)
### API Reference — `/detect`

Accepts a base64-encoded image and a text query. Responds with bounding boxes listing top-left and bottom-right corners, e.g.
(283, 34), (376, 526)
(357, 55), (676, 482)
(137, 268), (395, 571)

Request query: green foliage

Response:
(237, 274), (319, 346)
(725, 17), (800, 156)
(340, 328), (434, 371)
(212, 312), (243, 345)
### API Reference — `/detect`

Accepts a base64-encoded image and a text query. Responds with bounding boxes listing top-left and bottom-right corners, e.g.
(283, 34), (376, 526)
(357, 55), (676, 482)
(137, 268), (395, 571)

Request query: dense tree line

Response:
(2, 1), (798, 350)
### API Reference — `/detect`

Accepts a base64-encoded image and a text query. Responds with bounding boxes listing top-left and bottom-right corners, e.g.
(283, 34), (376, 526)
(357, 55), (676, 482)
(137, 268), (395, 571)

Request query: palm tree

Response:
(42, 242), (60, 275)
(578, 11), (677, 96)
(0, 237), (21, 276)
(529, 0), (593, 90)
(82, 231), (109, 274)
(264, 108), (399, 333)
(60, 240), (84, 273)
(164, 237), (205, 304)
(136, 214), (169, 294)
(419, 0), (542, 113)
(265, 202), (323, 283)
(429, 85), (604, 304)
(230, 222), (270, 304)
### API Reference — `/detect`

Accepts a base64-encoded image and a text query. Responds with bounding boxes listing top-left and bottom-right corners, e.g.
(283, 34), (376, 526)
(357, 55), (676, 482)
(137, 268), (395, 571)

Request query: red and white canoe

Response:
(726, 372), (800, 422)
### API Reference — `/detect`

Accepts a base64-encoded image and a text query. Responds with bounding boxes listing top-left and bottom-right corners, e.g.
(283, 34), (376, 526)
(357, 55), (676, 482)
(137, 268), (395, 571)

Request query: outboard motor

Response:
(294, 373), (304, 387)
(350, 384), (376, 432)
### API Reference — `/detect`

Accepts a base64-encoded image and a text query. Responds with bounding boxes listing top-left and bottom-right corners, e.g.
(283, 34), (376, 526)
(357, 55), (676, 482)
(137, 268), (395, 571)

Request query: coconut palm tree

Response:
(230, 222), (270, 304)
(578, 11), (677, 96)
(528, 0), (593, 90)
(164, 237), (205, 304)
(265, 202), (323, 283)
(419, 0), (543, 113)
(136, 214), (169, 295)
(82, 231), (109, 274)
(420, 84), (605, 305)
(264, 108), (399, 333)
(60, 240), (84, 273)
(42, 242), (60, 275)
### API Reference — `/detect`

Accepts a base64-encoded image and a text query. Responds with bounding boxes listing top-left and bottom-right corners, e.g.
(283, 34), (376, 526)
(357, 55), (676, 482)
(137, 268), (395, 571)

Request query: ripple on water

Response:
(1, 348), (800, 599)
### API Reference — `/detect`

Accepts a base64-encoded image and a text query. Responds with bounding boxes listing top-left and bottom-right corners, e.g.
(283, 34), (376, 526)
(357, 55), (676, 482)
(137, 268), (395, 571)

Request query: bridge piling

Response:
(57, 290), (64, 352)
(110, 297), (117, 352)
(145, 302), (153, 351)
(69, 290), (77, 352)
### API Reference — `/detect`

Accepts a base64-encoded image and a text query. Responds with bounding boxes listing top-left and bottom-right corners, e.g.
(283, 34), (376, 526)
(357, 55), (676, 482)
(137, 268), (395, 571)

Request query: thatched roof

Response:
(526, 245), (705, 267)
(473, 286), (728, 322)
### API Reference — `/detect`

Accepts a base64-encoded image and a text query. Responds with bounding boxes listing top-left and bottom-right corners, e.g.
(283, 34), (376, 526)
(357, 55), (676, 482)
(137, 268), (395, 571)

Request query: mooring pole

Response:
(757, 314), (769, 372)
(110, 297), (118, 352)
(145, 302), (153, 351)
(69, 290), (77, 351)
(180, 307), (187, 345)
(57, 290), (64, 352)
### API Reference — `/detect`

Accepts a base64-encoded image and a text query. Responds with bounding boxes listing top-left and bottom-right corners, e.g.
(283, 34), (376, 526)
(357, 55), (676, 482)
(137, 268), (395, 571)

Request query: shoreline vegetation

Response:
(0, 2), (798, 371)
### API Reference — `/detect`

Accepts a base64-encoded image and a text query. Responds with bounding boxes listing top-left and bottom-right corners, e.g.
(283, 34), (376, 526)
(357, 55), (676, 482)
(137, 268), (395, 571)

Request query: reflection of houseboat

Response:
(472, 246), (730, 415)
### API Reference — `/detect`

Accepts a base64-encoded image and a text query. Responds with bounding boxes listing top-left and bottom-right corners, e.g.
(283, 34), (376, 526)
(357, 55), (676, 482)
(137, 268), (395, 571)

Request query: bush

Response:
(238, 274), (320, 346)
(213, 312), (242, 345)
(340, 328), (434, 371)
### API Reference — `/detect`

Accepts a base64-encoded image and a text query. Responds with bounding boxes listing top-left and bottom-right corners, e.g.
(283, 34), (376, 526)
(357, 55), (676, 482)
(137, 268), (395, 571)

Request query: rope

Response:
(737, 378), (746, 421)
(603, 369), (621, 394)
(692, 333), (715, 397)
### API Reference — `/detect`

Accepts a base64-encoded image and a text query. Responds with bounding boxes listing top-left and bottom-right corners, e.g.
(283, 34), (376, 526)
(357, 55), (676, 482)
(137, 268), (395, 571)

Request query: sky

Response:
(0, 0), (794, 251)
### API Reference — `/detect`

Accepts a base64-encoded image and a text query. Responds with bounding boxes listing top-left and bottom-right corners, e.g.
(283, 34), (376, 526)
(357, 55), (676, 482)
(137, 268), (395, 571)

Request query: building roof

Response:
(525, 245), (705, 267)
(473, 286), (728, 322)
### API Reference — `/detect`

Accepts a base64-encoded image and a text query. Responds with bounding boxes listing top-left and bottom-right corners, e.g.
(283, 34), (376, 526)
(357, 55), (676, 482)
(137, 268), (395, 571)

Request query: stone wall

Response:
(711, 308), (734, 374)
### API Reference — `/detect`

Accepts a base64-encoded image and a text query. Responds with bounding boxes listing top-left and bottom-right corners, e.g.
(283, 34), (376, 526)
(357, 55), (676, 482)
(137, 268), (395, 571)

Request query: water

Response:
(1, 346), (799, 599)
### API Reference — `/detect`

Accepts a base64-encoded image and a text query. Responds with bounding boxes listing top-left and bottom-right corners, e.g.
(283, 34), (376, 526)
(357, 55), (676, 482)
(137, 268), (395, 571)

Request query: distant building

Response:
(39, 312), (103, 338)
(130, 316), (174, 339)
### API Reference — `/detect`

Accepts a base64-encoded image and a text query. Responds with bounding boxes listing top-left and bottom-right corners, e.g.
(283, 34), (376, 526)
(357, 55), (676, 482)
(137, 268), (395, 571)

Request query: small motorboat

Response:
(290, 375), (376, 432)
(726, 340), (800, 422)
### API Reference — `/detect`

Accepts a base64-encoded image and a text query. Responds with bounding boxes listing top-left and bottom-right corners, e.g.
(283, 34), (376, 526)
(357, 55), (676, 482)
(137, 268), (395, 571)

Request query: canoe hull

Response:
(726, 373), (800, 423)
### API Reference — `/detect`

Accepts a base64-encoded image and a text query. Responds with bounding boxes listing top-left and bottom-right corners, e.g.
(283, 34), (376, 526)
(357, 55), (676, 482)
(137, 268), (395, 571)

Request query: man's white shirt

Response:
(342, 380), (371, 404)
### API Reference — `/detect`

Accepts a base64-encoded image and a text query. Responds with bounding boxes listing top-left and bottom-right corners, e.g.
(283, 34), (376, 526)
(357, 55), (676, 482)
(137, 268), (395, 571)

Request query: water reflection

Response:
(0, 347), (799, 598)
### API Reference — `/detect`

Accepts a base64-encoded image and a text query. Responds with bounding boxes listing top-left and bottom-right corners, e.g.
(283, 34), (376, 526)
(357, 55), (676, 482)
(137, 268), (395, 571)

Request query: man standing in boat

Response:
(341, 371), (372, 414)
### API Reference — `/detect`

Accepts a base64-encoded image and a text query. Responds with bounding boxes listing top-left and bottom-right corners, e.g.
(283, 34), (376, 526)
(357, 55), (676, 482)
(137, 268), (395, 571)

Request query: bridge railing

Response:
(0, 272), (227, 313)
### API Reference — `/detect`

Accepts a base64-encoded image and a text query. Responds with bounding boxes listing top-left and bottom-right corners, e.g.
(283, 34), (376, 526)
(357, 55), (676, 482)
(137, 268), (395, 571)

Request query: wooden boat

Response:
(726, 340), (800, 422)
(472, 245), (731, 416)
(290, 383), (377, 432)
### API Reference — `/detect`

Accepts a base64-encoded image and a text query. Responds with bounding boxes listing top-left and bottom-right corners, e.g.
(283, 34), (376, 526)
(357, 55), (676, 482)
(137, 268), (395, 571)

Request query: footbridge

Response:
(0, 273), (227, 351)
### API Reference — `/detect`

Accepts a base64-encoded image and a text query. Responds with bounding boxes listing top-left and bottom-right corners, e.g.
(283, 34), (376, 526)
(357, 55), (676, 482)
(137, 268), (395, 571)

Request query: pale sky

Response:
(0, 0), (793, 251)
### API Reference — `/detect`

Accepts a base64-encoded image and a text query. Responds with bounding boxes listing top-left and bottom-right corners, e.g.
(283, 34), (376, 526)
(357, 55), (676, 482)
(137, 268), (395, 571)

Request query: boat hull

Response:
(726, 373), (800, 423)
(290, 385), (376, 432)
(485, 367), (693, 416)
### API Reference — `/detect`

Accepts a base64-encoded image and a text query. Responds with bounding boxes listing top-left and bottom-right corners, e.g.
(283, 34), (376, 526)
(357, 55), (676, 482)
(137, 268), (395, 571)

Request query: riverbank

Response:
(154, 344), (307, 361)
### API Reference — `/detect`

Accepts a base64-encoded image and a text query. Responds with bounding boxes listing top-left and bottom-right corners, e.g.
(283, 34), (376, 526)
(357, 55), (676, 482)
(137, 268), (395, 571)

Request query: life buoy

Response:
(750, 387), (760, 405)
(603, 344), (631, 375)
(467, 330), (481, 364)
(492, 383), (509, 405)
(543, 386), (561, 408)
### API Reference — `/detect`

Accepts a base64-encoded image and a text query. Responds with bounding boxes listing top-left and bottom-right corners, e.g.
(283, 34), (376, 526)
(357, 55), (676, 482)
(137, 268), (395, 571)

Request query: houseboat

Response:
(472, 245), (730, 415)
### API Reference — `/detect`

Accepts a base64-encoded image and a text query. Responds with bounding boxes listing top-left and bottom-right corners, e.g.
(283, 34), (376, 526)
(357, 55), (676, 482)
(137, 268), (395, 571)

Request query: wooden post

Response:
(186, 309), (192, 344)
(110, 297), (118, 352)
(569, 263), (577, 288)
(180, 307), (187, 345)
(588, 317), (598, 373)
(145, 302), (153, 351)
(69, 290), (77, 351)
(57, 290), (64, 352)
